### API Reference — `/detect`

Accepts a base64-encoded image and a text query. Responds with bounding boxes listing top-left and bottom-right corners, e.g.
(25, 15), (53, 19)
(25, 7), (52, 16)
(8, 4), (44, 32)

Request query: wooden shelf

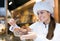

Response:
(11, 0), (35, 11)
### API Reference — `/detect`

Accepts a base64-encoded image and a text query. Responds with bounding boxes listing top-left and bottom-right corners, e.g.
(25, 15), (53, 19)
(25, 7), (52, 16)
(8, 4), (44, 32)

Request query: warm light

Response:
(0, 24), (5, 33)
(35, 0), (42, 3)
(31, 0), (42, 2)
(9, 2), (12, 5)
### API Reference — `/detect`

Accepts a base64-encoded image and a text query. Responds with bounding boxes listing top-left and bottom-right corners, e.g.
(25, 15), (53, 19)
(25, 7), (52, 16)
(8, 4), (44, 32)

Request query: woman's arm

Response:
(8, 19), (37, 40)
(20, 32), (37, 40)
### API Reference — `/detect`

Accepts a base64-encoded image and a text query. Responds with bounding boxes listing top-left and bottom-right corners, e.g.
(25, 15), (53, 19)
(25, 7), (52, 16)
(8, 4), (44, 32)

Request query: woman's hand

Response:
(21, 26), (32, 32)
(8, 18), (16, 26)
(20, 32), (37, 40)
(13, 28), (22, 37)
(14, 28), (28, 35)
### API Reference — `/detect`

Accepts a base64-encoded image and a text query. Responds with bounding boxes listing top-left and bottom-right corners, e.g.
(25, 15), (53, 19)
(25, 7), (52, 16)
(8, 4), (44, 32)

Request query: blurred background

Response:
(0, 0), (60, 41)
(0, 0), (7, 41)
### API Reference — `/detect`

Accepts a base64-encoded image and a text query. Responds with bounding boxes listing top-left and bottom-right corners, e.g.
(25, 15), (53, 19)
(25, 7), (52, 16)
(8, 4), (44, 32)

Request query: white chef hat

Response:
(33, 2), (54, 17)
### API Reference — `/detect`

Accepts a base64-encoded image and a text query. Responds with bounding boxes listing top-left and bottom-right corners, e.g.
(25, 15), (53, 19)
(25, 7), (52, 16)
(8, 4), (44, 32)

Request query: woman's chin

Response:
(40, 20), (45, 22)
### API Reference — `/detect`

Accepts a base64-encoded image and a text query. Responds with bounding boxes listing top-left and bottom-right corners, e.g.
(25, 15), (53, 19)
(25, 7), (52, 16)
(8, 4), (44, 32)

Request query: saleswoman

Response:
(19, 1), (60, 41)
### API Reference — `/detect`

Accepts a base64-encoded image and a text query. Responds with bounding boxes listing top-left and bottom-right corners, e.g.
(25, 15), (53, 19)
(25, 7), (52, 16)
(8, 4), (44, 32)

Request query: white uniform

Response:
(29, 21), (60, 41)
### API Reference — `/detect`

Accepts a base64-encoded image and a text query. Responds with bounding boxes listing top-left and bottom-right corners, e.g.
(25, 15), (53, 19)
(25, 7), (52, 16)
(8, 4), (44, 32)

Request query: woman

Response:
(9, 2), (60, 41)
(19, 2), (60, 41)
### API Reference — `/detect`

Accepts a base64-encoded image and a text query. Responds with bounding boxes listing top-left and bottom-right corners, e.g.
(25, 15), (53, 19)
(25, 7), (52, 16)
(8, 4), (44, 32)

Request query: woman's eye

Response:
(40, 12), (44, 14)
(37, 11), (44, 15)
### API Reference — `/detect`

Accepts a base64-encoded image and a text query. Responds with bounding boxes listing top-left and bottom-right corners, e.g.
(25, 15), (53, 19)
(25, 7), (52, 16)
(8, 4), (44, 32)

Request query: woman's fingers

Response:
(14, 28), (28, 35)
(20, 32), (37, 40)
(20, 35), (25, 40)
(8, 18), (16, 26)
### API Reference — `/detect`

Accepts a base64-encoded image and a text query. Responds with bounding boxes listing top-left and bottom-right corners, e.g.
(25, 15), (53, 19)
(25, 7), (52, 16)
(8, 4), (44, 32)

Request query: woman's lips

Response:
(40, 17), (44, 20)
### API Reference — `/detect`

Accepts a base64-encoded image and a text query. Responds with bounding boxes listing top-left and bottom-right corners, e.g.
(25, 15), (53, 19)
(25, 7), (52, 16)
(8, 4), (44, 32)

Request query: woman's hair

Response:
(46, 15), (56, 40)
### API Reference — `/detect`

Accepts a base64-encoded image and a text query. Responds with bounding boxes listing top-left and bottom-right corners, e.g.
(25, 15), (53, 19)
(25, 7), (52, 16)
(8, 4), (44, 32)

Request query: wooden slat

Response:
(58, 0), (60, 23)
(54, 0), (59, 22)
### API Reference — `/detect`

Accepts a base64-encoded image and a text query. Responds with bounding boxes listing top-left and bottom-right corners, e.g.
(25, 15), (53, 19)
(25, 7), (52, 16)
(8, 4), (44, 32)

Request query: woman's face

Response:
(37, 10), (50, 22)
